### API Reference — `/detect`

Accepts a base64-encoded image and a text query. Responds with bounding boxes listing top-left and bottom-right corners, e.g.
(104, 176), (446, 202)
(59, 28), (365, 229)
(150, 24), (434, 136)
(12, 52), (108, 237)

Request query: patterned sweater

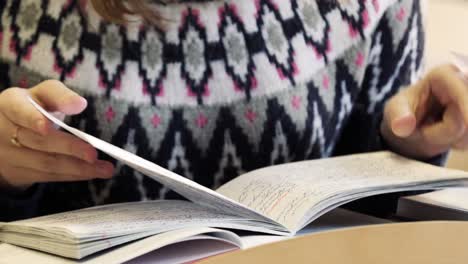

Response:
(0, 0), (430, 221)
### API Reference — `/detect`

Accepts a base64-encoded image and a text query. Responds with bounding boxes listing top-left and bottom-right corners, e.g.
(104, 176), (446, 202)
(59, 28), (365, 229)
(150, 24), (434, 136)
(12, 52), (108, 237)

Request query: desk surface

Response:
(200, 221), (468, 264)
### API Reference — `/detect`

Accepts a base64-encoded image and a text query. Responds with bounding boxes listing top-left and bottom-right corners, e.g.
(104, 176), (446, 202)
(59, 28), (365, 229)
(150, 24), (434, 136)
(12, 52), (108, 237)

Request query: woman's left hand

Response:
(381, 64), (468, 160)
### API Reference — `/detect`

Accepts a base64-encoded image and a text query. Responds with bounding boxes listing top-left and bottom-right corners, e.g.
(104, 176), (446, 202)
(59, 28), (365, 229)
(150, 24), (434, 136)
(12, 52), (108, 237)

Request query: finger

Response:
(0, 88), (51, 135)
(384, 90), (417, 137)
(17, 127), (98, 163)
(429, 65), (468, 125)
(1, 165), (108, 187)
(0, 113), (16, 144)
(421, 104), (466, 146)
(30, 80), (87, 115)
(1, 146), (114, 178)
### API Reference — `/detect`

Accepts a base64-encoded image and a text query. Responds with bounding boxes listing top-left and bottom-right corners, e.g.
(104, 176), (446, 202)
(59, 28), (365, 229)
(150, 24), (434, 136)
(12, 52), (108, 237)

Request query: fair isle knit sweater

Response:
(1, 0), (430, 221)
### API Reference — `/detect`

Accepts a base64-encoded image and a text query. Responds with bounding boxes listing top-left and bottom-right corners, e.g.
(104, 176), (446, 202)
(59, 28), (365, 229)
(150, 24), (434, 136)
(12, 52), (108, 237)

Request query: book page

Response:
(87, 227), (240, 264)
(28, 97), (277, 227)
(125, 239), (235, 264)
(4, 200), (274, 242)
(122, 232), (239, 264)
(0, 243), (74, 264)
(0, 228), (241, 264)
(216, 152), (468, 231)
(239, 208), (390, 249)
(2, 200), (284, 259)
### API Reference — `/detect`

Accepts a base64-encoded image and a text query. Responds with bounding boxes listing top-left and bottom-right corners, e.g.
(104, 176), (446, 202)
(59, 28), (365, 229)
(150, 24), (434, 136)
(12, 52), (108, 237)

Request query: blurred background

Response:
(425, 0), (467, 170)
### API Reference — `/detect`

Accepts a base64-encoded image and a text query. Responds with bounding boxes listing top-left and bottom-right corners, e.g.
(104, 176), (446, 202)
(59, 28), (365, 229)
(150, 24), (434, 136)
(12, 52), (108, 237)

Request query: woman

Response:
(1, 0), (467, 221)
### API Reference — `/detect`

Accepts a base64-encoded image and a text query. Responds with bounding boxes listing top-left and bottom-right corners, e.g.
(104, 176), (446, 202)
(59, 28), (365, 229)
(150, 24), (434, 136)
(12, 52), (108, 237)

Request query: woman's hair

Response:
(90, 0), (348, 26)
(89, 0), (168, 26)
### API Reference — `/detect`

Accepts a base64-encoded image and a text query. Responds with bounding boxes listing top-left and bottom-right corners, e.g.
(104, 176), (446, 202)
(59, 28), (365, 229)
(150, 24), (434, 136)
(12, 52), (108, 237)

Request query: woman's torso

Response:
(0, 0), (408, 210)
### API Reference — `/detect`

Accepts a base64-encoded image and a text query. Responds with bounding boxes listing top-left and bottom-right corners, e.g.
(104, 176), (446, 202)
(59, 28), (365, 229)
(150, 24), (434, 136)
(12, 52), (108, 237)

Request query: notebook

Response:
(0, 208), (390, 264)
(1, 98), (468, 261)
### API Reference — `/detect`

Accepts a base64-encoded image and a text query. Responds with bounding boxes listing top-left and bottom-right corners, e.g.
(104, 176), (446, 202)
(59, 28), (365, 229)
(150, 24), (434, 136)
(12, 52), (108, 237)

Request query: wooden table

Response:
(200, 221), (468, 264)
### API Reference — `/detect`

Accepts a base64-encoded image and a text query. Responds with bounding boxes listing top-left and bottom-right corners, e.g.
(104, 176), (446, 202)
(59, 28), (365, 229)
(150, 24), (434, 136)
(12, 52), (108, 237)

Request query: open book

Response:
(0, 208), (390, 264)
(1, 98), (468, 260)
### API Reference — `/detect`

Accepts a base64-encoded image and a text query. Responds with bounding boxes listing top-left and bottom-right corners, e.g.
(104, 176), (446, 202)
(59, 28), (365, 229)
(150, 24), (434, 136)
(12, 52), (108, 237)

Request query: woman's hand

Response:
(381, 64), (468, 160)
(0, 80), (114, 190)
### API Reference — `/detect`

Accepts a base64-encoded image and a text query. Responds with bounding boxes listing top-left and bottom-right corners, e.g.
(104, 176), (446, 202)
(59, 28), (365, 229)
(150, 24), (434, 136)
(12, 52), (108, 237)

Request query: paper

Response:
(126, 235), (238, 264)
(239, 208), (390, 249)
(0, 243), (71, 264)
(1, 200), (283, 259)
(404, 188), (468, 212)
(0, 209), (390, 264)
(217, 151), (468, 231)
(0, 228), (241, 264)
(88, 227), (241, 264)
(7, 201), (245, 239)
(27, 97), (276, 226)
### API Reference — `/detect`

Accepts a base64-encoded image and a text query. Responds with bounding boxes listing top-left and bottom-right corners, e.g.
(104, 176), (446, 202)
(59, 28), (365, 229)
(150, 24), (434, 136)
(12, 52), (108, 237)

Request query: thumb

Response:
(384, 92), (417, 138)
(30, 80), (87, 115)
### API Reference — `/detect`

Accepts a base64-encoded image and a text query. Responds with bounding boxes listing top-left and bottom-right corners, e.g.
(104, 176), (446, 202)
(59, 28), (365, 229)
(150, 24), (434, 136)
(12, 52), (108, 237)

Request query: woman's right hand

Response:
(0, 80), (114, 190)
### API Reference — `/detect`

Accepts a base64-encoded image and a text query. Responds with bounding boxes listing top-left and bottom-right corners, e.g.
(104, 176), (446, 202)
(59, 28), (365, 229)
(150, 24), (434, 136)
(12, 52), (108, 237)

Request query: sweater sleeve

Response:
(334, 1), (447, 217)
(332, 0), (446, 165)
(0, 184), (46, 221)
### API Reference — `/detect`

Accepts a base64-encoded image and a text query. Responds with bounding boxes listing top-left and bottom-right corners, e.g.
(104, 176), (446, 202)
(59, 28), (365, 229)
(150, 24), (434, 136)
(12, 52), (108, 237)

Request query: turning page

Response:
(28, 97), (280, 227)
(216, 152), (468, 232)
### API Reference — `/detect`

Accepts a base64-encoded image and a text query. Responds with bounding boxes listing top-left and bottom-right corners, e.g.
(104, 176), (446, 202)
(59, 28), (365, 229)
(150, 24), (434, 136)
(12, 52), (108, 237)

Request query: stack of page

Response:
(0, 208), (389, 264)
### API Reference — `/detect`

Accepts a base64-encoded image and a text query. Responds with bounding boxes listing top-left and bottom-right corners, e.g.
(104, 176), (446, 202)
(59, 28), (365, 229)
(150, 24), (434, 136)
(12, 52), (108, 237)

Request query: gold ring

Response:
(10, 126), (22, 148)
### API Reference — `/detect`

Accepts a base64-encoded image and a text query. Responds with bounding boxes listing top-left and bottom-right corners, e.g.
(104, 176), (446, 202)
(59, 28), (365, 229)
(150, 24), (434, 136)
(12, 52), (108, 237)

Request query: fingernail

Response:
(79, 97), (88, 106)
(71, 95), (87, 106)
(392, 115), (416, 137)
(97, 161), (114, 178)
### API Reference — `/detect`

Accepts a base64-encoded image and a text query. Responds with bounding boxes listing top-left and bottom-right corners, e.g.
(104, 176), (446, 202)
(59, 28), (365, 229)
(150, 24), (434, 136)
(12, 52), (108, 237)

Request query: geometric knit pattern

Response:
(0, 0), (425, 217)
